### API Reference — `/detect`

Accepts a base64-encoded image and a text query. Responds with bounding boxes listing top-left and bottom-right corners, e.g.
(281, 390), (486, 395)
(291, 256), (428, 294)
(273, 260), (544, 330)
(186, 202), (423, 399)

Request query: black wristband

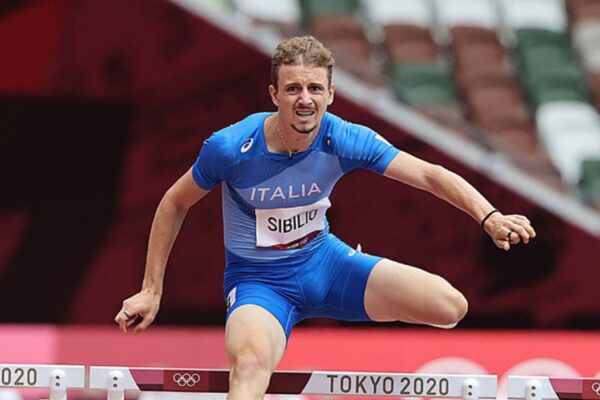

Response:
(480, 209), (499, 228)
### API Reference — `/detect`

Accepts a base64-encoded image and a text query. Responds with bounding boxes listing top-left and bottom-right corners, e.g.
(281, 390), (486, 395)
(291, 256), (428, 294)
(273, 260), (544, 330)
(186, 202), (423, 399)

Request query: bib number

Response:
(255, 198), (330, 249)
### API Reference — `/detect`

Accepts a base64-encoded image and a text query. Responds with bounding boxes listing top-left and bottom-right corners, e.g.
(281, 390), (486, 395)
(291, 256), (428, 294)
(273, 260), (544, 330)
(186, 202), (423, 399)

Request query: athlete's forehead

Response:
(277, 64), (329, 88)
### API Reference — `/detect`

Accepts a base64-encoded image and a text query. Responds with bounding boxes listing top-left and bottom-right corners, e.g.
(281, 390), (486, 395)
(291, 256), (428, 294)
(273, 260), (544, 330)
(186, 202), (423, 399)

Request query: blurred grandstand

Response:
(215, 0), (600, 211)
(0, 0), (599, 331)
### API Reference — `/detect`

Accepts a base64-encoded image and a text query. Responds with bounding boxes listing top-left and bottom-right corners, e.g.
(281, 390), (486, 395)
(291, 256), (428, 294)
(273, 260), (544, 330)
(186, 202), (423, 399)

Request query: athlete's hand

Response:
(483, 212), (536, 251)
(115, 290), (161, 334)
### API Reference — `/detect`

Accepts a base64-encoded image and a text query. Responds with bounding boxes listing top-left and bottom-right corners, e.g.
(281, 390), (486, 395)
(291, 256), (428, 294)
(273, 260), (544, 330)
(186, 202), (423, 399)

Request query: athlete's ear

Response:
(269, 84), (279, 107)
(327, 83), (335, 105)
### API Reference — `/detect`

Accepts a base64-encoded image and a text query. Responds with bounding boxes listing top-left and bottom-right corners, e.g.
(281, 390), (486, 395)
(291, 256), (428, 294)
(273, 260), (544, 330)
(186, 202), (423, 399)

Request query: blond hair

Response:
(271, 36), (335, 89)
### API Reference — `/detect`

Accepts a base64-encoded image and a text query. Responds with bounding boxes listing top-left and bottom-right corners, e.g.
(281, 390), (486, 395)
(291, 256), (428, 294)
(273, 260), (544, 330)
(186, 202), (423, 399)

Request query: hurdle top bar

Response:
(0, 364), (85, 389)
(508, 376), (600, 400)
(90, 366), (497, 398)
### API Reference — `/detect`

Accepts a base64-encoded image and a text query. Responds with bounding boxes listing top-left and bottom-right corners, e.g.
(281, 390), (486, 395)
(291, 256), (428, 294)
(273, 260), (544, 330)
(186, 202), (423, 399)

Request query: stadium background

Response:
(1, 0), (599, 398)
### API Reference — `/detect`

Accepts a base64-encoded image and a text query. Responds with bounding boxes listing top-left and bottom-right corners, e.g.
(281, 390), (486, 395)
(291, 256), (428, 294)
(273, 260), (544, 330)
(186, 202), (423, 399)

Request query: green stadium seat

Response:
(515, 27), (570, 49)
(300, 0), (360, 27)
(529, 85), (589, 110)
(526, 67), (589, 109)
(520, 55), (582, 90)
(579, 159), (600, 203)
(513, 30), (574, 78)
(392, 63), (459, 106)
(520, 45), (578, 74)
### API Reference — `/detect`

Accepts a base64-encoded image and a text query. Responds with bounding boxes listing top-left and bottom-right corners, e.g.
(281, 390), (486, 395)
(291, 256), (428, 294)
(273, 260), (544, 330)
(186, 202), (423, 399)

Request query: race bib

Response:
(255, 197), (331, 249)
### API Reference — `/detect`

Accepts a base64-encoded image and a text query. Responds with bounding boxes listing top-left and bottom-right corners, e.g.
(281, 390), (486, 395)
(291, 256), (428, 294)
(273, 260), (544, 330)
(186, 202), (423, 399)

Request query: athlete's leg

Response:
(364, 259), (468, 326)
(225, 304), (287, 400)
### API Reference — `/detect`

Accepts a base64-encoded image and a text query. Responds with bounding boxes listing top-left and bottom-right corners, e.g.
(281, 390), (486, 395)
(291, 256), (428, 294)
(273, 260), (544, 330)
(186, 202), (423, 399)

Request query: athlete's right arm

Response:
(115, 168), (210, 333)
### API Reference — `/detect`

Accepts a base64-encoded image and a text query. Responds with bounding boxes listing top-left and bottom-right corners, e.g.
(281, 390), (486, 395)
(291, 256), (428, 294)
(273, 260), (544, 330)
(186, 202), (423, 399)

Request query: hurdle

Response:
(508, 376), (600, 400)
(89, 366), (497, 399)
(0, 364), (85, 400)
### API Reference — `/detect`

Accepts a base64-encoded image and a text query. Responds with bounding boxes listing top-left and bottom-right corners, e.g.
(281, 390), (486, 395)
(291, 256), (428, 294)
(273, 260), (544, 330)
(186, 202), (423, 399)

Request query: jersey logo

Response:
(348, 243), (362, 256)
(226, 287), (237, 311)
(240, 138), (254, 153)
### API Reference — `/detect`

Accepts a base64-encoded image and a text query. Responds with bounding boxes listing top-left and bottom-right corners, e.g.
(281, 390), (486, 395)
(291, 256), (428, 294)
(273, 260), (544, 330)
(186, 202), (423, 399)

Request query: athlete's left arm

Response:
(383, 152), (536, 251)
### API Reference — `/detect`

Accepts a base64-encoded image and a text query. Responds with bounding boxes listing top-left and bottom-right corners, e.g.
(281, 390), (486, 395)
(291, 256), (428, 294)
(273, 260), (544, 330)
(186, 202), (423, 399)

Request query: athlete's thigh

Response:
(364, 259), (466, 323)
(225, 304), (287, 371)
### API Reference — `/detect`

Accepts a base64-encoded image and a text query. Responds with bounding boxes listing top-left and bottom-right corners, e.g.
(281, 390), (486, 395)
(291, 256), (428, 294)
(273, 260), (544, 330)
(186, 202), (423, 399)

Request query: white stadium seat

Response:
(233, 0), (300, 24)
(497, 0), (568, 32)
(433, 0), (498, 30)
(536, 101), (600, 139)
(543, 130), (600, 185)
(362, 0), (434, 27)
(536, 101), (600, 184)
(572, 20), (600, 71)
(432, 0), (499, 43)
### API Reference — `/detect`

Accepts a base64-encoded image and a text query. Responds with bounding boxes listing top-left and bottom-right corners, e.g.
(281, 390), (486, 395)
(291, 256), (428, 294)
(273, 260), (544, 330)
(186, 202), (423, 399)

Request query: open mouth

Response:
(295, 110), (315, 117)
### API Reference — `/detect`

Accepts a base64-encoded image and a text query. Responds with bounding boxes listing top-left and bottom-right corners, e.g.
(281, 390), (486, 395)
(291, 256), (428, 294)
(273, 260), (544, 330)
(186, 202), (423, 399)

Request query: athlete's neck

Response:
(267, 114), (318, 156)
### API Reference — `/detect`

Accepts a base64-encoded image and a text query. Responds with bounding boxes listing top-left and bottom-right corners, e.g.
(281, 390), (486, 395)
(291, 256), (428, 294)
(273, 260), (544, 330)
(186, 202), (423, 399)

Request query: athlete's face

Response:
(269, 64), (335, 135)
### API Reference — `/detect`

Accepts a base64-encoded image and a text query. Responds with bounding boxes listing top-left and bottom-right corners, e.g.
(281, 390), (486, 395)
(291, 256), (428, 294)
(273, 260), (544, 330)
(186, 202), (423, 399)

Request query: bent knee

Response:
(433, 289), (468, 326)
(230, 353), (270, 384)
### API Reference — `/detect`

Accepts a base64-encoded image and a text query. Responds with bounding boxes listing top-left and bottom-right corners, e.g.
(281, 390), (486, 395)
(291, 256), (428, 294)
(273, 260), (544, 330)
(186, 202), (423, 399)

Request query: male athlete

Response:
(115, 36), (535, 399)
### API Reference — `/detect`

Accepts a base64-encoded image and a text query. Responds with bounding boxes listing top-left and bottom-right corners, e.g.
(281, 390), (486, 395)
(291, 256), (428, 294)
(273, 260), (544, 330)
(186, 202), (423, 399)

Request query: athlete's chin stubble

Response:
(291, 123), (317, 134)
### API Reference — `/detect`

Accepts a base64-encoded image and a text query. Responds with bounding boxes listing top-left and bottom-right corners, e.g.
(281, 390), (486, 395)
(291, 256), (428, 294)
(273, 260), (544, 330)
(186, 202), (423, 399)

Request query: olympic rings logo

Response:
(591, 382), (600, 396)
(172, 372), (201, 387)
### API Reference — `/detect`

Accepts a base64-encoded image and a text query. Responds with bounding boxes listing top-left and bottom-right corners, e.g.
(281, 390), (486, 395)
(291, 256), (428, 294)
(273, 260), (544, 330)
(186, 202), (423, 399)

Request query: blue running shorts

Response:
(223, 233), (383, 339)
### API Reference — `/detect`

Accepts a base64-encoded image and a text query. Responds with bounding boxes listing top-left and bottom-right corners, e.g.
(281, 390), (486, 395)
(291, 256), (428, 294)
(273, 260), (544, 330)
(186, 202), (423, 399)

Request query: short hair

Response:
(271, 35), (335, 89)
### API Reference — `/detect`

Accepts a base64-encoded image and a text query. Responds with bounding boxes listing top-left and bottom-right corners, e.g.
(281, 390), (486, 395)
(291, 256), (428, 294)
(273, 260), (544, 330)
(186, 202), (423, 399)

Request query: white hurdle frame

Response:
(508, 375), (600, 400)
(0, 364), (85, 400)
(89, 366), (497, 399)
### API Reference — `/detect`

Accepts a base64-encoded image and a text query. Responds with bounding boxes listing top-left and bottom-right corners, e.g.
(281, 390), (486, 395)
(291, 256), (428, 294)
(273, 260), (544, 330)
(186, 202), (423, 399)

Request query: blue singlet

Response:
(192, 112), (400, 338)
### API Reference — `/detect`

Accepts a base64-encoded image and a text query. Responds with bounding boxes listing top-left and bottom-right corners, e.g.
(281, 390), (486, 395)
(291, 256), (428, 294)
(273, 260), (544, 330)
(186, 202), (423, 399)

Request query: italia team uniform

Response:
(192, 112), (400, 338)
